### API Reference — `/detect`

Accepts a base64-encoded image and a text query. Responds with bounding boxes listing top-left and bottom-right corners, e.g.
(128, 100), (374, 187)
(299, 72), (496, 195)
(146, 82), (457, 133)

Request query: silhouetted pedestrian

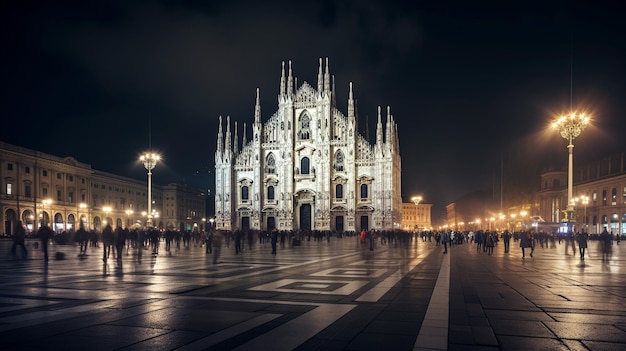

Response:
(102, 224), (114, 262)
(520, 230), (534, 259)
(270, 228), (278, 255)
(577, 231), (588, 259)
(502, 231), (511, 253)
(11, 221), (27, 257)
(39, 225), (53, 261)
(213, 230), (223, 264)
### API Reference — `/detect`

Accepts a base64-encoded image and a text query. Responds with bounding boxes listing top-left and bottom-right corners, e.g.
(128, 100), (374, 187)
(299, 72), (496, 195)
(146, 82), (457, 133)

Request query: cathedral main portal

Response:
(299, 204), (311, 232)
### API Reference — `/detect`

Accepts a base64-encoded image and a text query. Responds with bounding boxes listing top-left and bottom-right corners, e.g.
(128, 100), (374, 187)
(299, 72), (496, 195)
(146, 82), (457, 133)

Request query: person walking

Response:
(442, 231), (449, 254)
(502, 231), (511, 253)
(39, 224), (53, 261)
(205, 229), (213, 254)
(213, 230), (223, 264)
(101, 224), (114, 262)
(520, 230), (534, 259)
(486, 233), (495, 255)
(577, 231), (588, 260)
(11, 221), (28, 257)
(270, 228), (278, 255)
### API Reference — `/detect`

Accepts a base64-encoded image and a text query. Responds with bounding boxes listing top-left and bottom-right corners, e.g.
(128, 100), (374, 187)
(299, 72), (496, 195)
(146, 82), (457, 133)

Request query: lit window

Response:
(6, 183), (12, 195)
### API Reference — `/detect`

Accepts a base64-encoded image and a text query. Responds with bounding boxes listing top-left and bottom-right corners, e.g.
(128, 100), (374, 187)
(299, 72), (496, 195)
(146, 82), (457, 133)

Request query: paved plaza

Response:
(0, 236), (625, 350)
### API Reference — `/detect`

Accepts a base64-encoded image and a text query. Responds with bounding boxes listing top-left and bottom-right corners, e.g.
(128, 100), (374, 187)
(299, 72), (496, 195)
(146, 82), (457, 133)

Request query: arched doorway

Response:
(68, 214), (76, 231)
(22, 209), (35, 233)
(360, 216), (369, 231)
(5, 209), (17, 236)
(93, 216), (102, 232)
(54, 213), (64, 232)
(299, 204), (311, 231)
(267, 216), (276, 230)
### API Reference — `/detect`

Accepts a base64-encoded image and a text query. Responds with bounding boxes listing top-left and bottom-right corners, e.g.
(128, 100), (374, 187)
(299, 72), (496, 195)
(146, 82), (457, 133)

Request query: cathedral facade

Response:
(214, 59), (402, 233)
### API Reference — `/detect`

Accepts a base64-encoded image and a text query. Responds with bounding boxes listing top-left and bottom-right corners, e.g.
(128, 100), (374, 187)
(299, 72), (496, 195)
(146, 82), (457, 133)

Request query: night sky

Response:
(2, 1), (625, 223)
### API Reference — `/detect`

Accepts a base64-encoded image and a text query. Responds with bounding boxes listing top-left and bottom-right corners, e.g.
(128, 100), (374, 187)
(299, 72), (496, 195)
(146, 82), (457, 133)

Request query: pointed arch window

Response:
(336, 184), (343, 199)
(241, 186), (249, 201)
(301, 157), (310, 175)
(266, 153), (276, 174)
(334, 150), (345, 172)
(298, 113), (311, 140)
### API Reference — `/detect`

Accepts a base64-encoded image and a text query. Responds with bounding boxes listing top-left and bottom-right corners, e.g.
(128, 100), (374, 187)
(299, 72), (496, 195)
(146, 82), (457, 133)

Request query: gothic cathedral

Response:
(214, 58), (402, 232)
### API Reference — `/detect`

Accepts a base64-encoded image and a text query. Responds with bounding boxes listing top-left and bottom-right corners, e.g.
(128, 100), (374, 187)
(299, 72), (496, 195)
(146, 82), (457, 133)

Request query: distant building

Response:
(401, 202), (432, 232)
(536, 152), (626, 235)
(0, 141), (205, 235)
(214, 58), (402, 232)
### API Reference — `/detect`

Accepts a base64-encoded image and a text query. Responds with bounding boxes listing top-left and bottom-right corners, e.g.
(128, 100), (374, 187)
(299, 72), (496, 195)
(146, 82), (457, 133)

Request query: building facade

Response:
(401, 202), (432, 232)
(214, 59), (402, 232)
(536, 153), (626, 235)
(0, 141), (206, 236)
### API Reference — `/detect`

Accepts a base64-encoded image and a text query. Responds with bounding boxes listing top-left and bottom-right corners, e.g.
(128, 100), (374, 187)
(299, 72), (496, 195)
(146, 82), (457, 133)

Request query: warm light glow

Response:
(103, 206), (111, 214)
(520, 211), (527, 217)
(581, 195), (589, 205)
(79, 203), (87, 209)
(125, 209), (133, 216)
(140, 152), (161, 171)
(551, 112), (590, 141)
(411, 196), (422, 205)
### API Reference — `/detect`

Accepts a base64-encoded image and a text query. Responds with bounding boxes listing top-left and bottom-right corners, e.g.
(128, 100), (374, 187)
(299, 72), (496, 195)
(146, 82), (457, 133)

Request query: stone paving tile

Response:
(0, 238), (624, 350)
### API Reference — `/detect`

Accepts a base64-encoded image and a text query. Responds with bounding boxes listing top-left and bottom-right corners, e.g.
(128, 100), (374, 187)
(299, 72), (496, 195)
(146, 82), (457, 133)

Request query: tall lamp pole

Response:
(551, 113), (589, 226)
(411, 196), (422, 232)
(140, 152), (160, 228)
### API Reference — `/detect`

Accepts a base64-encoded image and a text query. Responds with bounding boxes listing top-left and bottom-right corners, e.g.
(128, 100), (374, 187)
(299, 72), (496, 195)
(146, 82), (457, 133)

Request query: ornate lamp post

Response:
(551, 113), (589, 225)
(411, 196), (422, 232)
(140, 152), (160, 228)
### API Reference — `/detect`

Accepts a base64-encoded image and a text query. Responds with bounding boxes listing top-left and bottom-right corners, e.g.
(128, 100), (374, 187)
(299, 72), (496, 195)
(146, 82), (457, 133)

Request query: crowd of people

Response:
(9, 220), (622, 262)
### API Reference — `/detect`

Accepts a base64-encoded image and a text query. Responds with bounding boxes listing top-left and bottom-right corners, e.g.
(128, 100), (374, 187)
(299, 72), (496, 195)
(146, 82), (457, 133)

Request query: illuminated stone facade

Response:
(214, 59), (402, 232)
(401, 202), (433, 232)
(0, 141), (205, 235)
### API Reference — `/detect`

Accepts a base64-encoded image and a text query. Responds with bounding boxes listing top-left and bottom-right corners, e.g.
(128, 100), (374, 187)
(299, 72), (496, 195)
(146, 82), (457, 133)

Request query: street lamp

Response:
(140, 152), (160, 228)
(411, 196), (422, 232)
(552, 112), (589, 223)
(209, 217), (215, 230)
